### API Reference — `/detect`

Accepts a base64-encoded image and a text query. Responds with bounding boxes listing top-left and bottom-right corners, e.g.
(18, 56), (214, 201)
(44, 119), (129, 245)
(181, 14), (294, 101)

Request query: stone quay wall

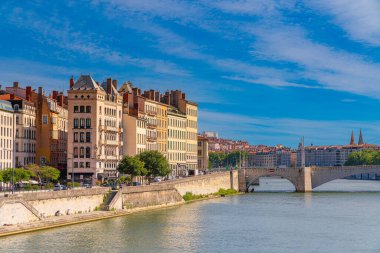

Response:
(0, 172), (239, 226)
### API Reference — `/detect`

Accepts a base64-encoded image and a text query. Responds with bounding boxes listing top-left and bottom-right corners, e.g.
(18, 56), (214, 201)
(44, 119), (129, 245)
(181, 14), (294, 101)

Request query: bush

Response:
(183, 192), (208, 201)
(46, 182), (55, 189)
(67, 182), (80, 188)
(214, 188), (238, 196)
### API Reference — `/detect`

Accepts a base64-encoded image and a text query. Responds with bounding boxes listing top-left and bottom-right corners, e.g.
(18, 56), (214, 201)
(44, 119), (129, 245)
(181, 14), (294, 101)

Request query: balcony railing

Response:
(147, 136), (157, 142)
(147, 123), (157, 129)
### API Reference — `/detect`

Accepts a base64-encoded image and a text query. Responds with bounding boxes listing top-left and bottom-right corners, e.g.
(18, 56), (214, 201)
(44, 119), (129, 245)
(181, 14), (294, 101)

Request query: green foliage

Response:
(183, 192), (208, 201)
(0, 168), (33, 183)
(118, 175), (132, 184)
(117, 155), (147, 177)
(67, 182), (80, 188)
(25, 164), (60, 183)
(345, 150), (380, 166)
(138, 151), (170, 177)
(209, 151), (248, 168)
(214, 188), (238, 196)
(40, 166), (60, 182)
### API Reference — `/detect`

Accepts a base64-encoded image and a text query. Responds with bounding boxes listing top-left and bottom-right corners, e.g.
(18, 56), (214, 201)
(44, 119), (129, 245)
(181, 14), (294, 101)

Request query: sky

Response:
(1, 0), (380, 147)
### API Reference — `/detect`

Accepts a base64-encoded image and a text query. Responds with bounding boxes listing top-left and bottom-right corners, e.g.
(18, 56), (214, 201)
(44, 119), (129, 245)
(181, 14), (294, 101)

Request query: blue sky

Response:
(2, 1), (380, 147)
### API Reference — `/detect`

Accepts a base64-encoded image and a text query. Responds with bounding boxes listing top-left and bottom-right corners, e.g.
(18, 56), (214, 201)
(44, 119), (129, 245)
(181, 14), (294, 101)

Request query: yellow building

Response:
(197, 135), (209, 170)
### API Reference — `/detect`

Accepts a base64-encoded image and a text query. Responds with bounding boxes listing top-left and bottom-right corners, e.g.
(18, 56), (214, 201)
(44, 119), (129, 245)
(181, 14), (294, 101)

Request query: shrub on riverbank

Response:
(183, 192), (208, 201)
(214, 188), (238, 196)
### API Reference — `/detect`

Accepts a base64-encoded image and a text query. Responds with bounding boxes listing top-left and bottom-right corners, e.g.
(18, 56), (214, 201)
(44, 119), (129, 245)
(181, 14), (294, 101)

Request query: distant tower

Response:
(358, 129), (364, 145)
(350, 130), (356, 145)
(299, 137), (305, 168)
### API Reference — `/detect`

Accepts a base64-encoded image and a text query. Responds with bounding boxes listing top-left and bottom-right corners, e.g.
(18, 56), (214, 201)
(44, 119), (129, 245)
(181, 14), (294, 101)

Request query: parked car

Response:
(83, 183), (92, 188)
(54, 184), (67, 191)
(131, 181), (141, 186)
(152, 177), (162, 182)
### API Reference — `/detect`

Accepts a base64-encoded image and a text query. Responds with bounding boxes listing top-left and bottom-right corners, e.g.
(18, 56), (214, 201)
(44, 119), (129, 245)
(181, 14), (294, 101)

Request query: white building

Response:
(0, 100), (14, 170)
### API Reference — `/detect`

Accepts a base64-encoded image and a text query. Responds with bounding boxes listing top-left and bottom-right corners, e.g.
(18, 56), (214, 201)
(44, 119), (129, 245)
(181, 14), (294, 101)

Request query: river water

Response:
(2, 178), (380, 253)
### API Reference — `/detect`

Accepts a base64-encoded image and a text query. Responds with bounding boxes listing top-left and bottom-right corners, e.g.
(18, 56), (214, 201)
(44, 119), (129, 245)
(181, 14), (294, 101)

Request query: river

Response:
(2, 178), (380, 253)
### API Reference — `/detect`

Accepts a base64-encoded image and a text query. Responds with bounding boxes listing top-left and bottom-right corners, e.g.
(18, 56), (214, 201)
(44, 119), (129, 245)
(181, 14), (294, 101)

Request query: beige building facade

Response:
(197, 135), (209, 170)
(0, 100), (14, 171)
(67, 75), (123, 184)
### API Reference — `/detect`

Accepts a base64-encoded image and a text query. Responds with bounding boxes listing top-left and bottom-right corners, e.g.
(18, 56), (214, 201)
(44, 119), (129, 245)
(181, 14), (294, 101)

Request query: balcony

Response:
(147, 123), (157, 129)
(99, 125), (118, 132)
(147, 136), (157, 142)
(146, 110), (157, 116)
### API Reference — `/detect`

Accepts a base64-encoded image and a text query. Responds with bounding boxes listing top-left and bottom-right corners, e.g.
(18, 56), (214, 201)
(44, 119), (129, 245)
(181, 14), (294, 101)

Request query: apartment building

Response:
(167, 107), (187, 177)
(0, 94), (37, 167)
(67, 75), (123, 184)
(5, 82), (68, 170)
(197, 135), (209, 170)
(296, 131), (379, 167)
(162, 90), (198, 173)
(0, 100), (14, 170)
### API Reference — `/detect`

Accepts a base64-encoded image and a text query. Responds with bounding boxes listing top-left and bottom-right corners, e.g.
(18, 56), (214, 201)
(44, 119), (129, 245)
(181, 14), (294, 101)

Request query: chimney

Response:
(106, 78), (112, 94)
(57, 94), (64, 107)
(70, 76), (74, 89)
(52, 90), (58, 100)
(13, 81), (19, 88)
(26, 86), (32, 101)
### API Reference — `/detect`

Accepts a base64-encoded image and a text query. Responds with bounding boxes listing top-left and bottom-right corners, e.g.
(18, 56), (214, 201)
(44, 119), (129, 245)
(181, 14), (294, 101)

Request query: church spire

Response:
(358, 129), (364, 145)
(350, 130), (355, 145)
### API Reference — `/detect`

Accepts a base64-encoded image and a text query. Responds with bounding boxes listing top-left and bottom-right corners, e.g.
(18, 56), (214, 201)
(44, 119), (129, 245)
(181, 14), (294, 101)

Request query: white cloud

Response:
(249, 25), (380, 98)
(5, 6), (189, 77)
(308, 0), (380, 45)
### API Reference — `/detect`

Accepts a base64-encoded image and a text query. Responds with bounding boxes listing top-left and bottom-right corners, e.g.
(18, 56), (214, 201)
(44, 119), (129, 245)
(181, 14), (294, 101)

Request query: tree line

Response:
(0, 164), (60, 188)
(209, 151), (248, 168)
(345, 150), (380, 166)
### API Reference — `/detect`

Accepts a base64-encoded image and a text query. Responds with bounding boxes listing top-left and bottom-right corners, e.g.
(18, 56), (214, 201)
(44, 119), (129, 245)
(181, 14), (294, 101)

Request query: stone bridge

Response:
(239, 165), (380, 192)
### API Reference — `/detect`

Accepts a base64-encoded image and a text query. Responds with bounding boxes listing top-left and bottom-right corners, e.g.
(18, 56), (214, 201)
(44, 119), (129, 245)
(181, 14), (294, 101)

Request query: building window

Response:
(79, 162), (84, 168)
(80, 132), (84, 142)
(74, 132), (78, 142)
(74, 118), (79, 128)
(80, 106), (85, 113)
(86, 118), (91, 128)
(86, 147), (91, 158)
(42, 115), (48, 124)
(74, 106), (79, 113)
(74, 162), (78, 168)
(86, 106), (91, 113)
(74, 147), (78, 158)
(86, 132), (91, 142)
(80, 147), (84, 158)
(86, 162), (90, 168)
(80, 118), (85, 128)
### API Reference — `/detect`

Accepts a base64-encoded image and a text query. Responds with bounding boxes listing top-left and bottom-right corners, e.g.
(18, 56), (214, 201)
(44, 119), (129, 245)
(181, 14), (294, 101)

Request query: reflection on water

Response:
(2, 179), (380, 253)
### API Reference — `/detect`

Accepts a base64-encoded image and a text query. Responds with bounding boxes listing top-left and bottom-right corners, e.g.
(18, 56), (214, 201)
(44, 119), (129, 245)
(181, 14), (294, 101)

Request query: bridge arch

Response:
(246, 173), (297, 192)
(311, 166), (380, 189)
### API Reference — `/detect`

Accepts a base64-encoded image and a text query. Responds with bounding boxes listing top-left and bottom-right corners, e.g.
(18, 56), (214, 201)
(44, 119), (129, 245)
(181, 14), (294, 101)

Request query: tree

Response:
(0, 168), (33, 183)
(345, 150), (380, 166)
(40, 166), (60, 182)
(138, 151), (170, 177)
(117, 155), (147, 177)
(25, 164), (60, 184)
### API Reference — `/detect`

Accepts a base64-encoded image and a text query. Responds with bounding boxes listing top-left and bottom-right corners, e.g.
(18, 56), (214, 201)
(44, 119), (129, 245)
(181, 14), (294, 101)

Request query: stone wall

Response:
(166, 171), (239, 196)
(0, 202), (39, 225)
(122, 185), (183, 209)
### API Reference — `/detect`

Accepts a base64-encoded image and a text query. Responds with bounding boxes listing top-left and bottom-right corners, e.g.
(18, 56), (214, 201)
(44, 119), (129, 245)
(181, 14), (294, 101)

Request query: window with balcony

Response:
(74, 147), (78, 158)
(80, 118), (85, 128)
(74, 118), (79, 128)
(86, 118), (91, 128)
(86, 147), (91, 158)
